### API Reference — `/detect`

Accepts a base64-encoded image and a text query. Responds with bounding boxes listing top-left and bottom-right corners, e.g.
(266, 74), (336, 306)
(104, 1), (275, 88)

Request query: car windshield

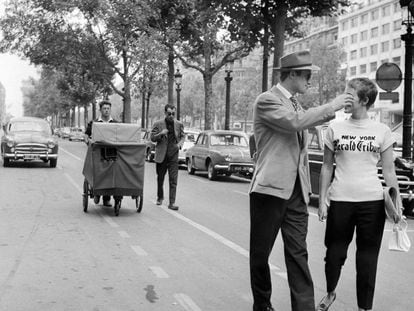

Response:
(210, 134), (248, 147)
(9, 121), (51, 134)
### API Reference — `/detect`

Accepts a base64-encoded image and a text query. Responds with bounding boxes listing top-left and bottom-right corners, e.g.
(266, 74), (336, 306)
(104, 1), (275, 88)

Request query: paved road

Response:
(0, 139), (413, 311)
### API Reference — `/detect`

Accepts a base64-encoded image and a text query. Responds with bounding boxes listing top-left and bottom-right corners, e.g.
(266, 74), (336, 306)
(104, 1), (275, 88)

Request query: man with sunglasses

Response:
(151, 104), (185, 210)
(248, 50), (351, 311)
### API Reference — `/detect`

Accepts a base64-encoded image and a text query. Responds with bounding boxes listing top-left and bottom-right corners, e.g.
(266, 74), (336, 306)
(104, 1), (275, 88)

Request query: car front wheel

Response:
(207, 161), (217, 181)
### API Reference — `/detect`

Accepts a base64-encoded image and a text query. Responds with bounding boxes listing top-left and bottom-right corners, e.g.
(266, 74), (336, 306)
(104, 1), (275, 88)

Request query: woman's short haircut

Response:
(347, 77), (378, 109)
(164, 103), (176, 112)
(99, 100), (112, 109)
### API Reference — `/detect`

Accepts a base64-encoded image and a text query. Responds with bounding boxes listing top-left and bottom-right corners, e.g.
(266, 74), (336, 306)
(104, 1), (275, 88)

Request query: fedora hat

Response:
(274, 50), (320, 71)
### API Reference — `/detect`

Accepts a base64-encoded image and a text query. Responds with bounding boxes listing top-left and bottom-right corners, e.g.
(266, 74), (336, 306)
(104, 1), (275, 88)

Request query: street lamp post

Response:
(224, 61), (234, 130)
(174, 68), (182, 120)
(400, 0), (414, 159)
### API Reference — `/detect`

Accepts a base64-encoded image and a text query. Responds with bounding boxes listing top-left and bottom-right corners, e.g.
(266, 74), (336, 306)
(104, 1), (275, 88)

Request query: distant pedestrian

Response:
(316, 78), (402, 311)
(151, 104), (184, 211)
(248, 50), (350, 311)
(85, 100), (118, 207)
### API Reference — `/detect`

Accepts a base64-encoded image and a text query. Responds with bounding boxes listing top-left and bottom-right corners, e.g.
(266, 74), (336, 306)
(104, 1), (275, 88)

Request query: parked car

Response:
(61, 127), (71, 139)
(68, 127), (85, 141)
(1, 117), (58, 167)
(178, 130), (200, 165)
(185, 130), (255, 180)
(308, 124), (414, 218)
(142, 129), (156, 162)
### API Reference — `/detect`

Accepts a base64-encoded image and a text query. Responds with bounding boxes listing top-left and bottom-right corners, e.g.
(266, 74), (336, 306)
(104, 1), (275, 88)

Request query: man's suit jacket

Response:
(249, 85), (336, 204)
(150, 119), (185, 163)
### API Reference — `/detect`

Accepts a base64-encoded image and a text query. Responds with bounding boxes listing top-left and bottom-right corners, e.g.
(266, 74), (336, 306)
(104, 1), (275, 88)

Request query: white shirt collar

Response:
(97, 116), (113, 122)
(276, 83), (293, 100)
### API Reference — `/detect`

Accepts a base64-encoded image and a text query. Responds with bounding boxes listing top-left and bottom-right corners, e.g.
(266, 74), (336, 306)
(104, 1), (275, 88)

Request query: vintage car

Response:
(308, 124), (414, 218)
(142, 129), (156, 162)
(1, 116), (58, 167)
(185, 130), (254, 180)
(68, 127), (85, 141)
(178, 129), (200, 165)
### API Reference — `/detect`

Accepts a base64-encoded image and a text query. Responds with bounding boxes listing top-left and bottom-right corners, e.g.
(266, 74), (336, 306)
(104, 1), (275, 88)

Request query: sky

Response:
(0, 0), (39, 118)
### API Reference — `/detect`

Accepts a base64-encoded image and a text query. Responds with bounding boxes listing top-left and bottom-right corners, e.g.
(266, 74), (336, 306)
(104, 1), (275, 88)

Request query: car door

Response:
(194, 134), (208, 169)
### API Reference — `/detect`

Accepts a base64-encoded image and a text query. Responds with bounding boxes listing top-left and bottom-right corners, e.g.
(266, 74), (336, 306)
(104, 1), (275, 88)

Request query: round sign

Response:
(375, 62), (402, 92)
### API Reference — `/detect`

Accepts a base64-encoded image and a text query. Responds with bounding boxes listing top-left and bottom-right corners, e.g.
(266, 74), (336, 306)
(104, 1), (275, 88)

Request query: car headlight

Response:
(47, 141), (56, 148)
(6, 140), (14, 148)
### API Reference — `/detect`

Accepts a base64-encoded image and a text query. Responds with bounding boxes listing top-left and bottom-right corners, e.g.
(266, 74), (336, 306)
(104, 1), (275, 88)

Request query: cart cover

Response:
(82, 123), (145, 196)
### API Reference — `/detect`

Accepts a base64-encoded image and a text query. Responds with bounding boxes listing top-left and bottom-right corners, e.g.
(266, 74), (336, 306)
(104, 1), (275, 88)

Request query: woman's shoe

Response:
(316, 293), (336, 311)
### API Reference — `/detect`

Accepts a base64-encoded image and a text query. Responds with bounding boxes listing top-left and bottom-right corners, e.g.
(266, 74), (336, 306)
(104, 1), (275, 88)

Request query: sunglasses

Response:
(167, 111), (175, 116)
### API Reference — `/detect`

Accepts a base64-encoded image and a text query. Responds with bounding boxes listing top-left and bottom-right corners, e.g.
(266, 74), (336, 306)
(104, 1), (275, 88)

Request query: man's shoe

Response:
(156, 198), (163, 205)
(316, 293), (336, 311)
(103, 200), (112, 207)
(93, 195), (100, 204)
(168, 204), (179, 211)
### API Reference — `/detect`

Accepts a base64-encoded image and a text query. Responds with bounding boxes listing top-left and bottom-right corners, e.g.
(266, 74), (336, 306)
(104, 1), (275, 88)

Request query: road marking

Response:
(189, 176), (209, 184)
(234, 190), (248, 196)
(131, 245), (148, 256)
(173, 293), (202, 311)
(63, 172), (83, 193)
(149, 266), (169, 278)
(60, 147), (83, 161)
(102, 215), (119, 228)
(118, 230), (130, 238)
(162, 206), (281, 272)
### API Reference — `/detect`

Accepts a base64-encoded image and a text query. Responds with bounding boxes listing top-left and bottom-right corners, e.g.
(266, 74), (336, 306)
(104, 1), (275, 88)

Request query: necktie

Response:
(290, 96), (304, 147)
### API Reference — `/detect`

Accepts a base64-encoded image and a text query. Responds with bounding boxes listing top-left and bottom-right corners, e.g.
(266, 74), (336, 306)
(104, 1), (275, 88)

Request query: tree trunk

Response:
(77, 105), (81, 127)
(203, 72), (213, 130)
(168, 48), (174, 106)
(84, 104), (89, 128)
(262, 24), (269, 92)
(92, 101), (96, 120)
(146, 91), (151, 129)
(123, 83), (131, 123)
(271, 8), (287, 86)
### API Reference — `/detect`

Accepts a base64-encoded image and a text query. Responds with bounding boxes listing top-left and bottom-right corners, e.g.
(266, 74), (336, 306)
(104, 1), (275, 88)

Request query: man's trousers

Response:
(156, 154), (178, 204)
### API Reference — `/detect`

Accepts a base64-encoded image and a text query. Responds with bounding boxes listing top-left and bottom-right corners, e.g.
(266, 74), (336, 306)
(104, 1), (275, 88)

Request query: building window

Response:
(370, 62), (377, 72)
(371, 27), (379, 38)
(351, 17), (358, 28)
(382, 5), (391, 17)
(370, 44), (378, 55)
(350, 66), (357, 76)
(360, 30), (368, 41)
(350, 50), (357, 60)
(360, 47), (367, 58)
(381, 41), (389, 52)
(382, 23), (390, 35)
(341, 37), (348, 46)
(381, 58), (389, 64)
(351, 33), (357, 44)
(394, 19), (402, 31)
(341, 20), (348, 31)
(299, 43), (302, 50)
(361, 13), (368, 24)
(393, 56), (401, 66)
(394, 3), (401, 13)
(394, 38), (401, 49)
(371, 9), (379, 20)
(360, 64), (367, 74)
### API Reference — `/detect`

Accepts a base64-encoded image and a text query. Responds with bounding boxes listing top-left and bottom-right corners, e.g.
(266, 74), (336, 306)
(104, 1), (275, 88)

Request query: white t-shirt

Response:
(325, 118), (395, 202)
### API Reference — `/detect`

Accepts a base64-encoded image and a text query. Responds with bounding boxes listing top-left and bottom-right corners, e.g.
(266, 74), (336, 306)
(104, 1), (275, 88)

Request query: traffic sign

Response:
(379, 91), (399, 103)
(375, 62), (402, 92)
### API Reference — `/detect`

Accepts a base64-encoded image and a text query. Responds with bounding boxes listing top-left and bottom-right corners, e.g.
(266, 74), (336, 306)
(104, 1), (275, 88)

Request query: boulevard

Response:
(0, 138), (413, 311)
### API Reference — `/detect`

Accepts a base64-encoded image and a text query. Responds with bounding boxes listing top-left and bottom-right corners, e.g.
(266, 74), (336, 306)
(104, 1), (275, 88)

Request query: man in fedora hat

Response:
(248, 50), (352, 311)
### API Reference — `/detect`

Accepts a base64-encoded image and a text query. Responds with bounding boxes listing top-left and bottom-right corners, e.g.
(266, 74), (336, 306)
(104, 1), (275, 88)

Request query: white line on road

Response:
(173, 293), (202, 311)
(102, 215), (119, 228)
(60, 147), (83, 161)
(131, 245), (148, 256)
(118, 230), (131, 238)
(189, 177), (209, 184)
(162, 206), (281, 272)
(149, 266), (169, 278)
(234, 190), (248, 196)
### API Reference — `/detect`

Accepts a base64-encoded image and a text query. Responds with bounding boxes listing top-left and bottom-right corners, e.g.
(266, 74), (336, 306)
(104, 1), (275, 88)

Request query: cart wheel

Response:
(114, 199), (121, 216)
(136, 195), (143, 213)
(83, 179), (89, 212)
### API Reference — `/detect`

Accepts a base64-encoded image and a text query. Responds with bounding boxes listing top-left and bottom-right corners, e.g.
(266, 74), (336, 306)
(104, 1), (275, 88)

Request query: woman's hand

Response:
(318, 202), (329, 222)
